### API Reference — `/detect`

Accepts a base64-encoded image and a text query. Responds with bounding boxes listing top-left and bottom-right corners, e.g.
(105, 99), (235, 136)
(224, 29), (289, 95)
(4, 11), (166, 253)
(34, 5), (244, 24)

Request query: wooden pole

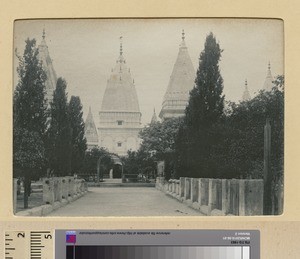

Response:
(263, 118), (272, 214)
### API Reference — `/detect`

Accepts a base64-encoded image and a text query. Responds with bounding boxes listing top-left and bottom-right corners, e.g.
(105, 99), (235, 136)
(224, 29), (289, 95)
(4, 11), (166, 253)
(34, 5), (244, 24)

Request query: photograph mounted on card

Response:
(12, 18), (284, 217)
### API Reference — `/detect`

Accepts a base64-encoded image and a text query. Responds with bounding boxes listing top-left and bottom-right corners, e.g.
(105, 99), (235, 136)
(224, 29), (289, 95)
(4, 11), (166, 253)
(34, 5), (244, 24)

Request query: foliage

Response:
(221, 79), (284, 179)
(176, 32), (225, 178)
(134, 117), (183, 179)
(13, 38), (47, 207)
(13, 38), (48, 136)
(139, 117), (183, 160)
(13, 128), (45, 173)
(82, 147), (112, 176)
(47, 77), (72, 176)
(69, 96), (87, 174)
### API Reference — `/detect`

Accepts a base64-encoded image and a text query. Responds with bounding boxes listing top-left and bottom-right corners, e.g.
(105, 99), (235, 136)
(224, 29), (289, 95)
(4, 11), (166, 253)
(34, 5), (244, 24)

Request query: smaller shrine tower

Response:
(263, 62), (274, 91)
(150, 108), (158, 124)
(242, 79), (251, 101)
(84, 107), (99, 150)
(38, 29), (58, 107)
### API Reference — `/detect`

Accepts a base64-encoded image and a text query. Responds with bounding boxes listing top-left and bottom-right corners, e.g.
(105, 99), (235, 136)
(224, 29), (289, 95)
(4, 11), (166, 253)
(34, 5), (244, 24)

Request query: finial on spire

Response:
(42, 28), (46, 40)
(182, 29), (185, 41)
(119, 36), (123, 56)
(268, 61), (271, 70)
(245, 79), (248, 87)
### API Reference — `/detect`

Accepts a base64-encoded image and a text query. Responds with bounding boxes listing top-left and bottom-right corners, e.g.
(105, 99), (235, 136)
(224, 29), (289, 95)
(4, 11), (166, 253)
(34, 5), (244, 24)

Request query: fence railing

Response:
(156, 177), (264, 216)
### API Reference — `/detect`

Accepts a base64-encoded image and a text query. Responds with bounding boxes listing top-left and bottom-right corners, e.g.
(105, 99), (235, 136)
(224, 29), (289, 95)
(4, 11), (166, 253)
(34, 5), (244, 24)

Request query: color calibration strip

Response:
(66, 246), (250, 259)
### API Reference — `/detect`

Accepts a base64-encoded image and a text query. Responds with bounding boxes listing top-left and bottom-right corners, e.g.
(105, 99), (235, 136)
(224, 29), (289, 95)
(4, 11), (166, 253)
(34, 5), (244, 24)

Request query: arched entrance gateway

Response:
(96, 154), (123, 183)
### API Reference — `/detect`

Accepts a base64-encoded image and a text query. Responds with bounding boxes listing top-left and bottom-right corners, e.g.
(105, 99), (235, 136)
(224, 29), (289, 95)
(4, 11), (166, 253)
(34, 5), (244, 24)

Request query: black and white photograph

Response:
(13, 19), (284, 216)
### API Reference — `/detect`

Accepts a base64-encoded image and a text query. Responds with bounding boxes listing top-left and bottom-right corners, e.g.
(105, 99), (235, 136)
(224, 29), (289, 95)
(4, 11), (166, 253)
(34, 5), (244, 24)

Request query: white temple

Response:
(98, 39), (142, 156)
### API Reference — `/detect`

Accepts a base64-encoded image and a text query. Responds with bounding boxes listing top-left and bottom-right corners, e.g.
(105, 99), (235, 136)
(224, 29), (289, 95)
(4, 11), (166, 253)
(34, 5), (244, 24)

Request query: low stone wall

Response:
(43, 177), (88, 204)
(156, 177), (264, 216)
(16, 177), (88, 216)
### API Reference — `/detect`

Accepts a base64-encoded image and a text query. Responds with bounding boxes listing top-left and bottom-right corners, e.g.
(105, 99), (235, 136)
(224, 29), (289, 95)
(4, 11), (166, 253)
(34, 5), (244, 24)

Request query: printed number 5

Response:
(44, 234), (52, 239)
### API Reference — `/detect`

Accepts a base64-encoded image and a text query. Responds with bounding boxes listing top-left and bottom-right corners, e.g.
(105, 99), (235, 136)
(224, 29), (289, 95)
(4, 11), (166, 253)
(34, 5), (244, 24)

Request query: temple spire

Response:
(242, 79), (251, 101)
(42, 28), (46, 40)
(263, 61), (274, 91)
(120, 36), (123, 56)
(180, 29), (186, 48)
(151, 108), (158, 124)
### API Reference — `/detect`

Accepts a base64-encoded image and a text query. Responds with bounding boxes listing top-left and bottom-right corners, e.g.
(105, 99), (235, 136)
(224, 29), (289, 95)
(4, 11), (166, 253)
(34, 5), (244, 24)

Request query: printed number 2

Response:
(44, 234), (52, 239)
(17, 232), (25, 238)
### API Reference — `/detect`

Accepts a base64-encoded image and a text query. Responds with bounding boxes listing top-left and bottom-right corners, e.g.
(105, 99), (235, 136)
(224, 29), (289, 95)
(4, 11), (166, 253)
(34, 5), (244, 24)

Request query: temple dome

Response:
(101, 49), (140, 113)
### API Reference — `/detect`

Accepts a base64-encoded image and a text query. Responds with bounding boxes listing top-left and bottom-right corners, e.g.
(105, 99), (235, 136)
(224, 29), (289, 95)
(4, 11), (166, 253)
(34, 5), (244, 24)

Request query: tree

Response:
(139, 117), (183, 159)
(69, 96), (87, 175)
(82, 147), (112, 179)
(222, 76), (284, 179)
(136, 117), (183, 179)
(47, 77), (72, 176)
(13, 38), (47, 208)
(176, 32), (225, 178)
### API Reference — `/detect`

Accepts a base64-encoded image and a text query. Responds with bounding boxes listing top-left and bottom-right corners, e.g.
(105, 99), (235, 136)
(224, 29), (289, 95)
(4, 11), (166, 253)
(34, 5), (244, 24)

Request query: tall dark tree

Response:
(176, 32), (225, 178)
(69, 96), (87, 175)
(13, 38), (47, 208)
(47, 77), (72, 176)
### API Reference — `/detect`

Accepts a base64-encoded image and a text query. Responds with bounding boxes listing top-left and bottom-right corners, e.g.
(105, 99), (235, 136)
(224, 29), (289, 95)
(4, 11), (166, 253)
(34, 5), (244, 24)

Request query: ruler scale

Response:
(5, 230), (258, 259)
(4, 231), (53, 259)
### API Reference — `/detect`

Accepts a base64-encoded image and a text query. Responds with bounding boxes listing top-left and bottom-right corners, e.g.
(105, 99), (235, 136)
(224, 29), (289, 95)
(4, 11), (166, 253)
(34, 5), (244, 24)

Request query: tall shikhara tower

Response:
(98, 38), (142, 156)
(159, 30), (195, 120)
(38, 29), (57, 107)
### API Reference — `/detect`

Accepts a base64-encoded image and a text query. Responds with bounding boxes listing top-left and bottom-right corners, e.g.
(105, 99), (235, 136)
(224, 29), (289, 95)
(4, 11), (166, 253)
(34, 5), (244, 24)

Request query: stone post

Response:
(208, 179), (217, 215)
(239, 180), (246, 216)
(175, 180), (180, 196)
(230, 179), (239, 215)
(172, 180), (175, 194)
(43, 178), (54, 205)
(68, 177), (75, 197)
(54, 177), (63, 202)
(180, 177), (185, 198)
(191, 178), (199, 202)
(184, 178), (191, 200)
(221, 179), (230, 215)
(61, 177), (69, 199)
(198, 178), (209, 206)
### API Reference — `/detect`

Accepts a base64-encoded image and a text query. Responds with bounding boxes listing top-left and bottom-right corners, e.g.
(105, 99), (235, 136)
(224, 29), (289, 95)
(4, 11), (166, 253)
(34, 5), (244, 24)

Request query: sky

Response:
(14, 19), (284, 125)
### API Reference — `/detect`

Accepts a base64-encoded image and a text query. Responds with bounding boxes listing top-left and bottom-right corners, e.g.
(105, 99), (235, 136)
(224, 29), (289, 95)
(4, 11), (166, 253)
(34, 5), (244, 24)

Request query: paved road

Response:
(48, 187), (203, 216)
